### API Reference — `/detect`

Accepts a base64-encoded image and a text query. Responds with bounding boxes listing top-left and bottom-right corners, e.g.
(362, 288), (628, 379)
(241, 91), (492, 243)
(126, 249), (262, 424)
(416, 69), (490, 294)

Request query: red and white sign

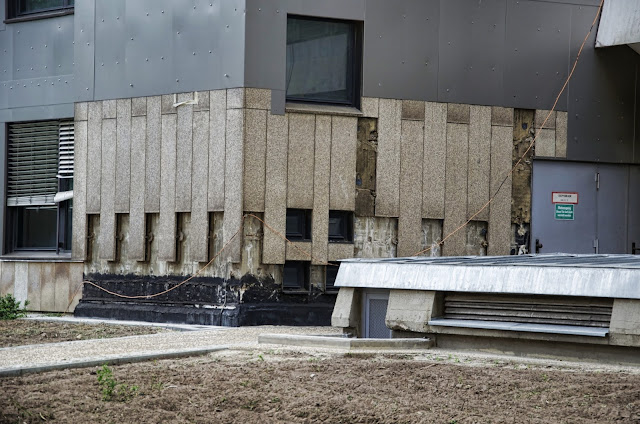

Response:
(552, 192), (578, 204)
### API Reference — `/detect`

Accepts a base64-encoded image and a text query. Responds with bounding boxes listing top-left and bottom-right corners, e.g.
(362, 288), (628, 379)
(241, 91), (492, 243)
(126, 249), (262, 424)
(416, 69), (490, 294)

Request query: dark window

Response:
(7, 0), (74, 20)
(328, 211), (353, 243)
(286, 16), (361, 107)
(286, 209), (312, 241)
(283, 261), (310, 291)
(325, 263), (340, 292)
(5, 120), (74, 253)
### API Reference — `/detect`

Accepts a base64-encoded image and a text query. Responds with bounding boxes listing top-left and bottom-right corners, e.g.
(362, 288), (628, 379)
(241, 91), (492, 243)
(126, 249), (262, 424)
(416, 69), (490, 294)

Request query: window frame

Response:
(328, 210), (354, 243)
(4, 120), (74, 255)
(282, 261), (310, 292)
(285, 208), (312, 241)
(5, 0), (74, 23)
(285, 15), (363, 109)
(325, 263), (340, 293)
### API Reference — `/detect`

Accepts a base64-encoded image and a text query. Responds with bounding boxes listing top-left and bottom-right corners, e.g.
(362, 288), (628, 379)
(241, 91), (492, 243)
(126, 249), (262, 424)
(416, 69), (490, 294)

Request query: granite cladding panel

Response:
(191, 110), (210, 262)
(376, 99), (402, 217)
(287, 113), (315, 209)
(243, 108), (267, 212)
(330, 116), (358, 211)
(468, 105), (491, 221)
(488, 125), (513, 255)
(145, 96), (162, 213)
(262, 113), (289, 264)
(312, 115), (332, 265)
(129, 115), (147, 261)
(443, 123), (469, 256)
(423, 102), (447, 219)
(175, 95), (193, 212)
(115, 99), (131, 213)
(397, 119), (424, 257)
(99, 118), (117, 261)
(208, 90), (226, 211)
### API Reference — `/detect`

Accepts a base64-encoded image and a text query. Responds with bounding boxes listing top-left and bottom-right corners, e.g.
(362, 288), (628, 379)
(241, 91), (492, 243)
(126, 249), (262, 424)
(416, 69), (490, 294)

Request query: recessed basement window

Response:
(328, 211), (353, 243)
(325, 263), (340, 293)
(286, 209), (312, 241)
(283, 261), (310, 291)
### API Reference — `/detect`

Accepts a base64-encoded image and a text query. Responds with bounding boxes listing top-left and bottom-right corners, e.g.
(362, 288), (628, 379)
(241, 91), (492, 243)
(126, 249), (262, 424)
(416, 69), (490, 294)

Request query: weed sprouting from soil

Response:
(96, 365), (139, 402)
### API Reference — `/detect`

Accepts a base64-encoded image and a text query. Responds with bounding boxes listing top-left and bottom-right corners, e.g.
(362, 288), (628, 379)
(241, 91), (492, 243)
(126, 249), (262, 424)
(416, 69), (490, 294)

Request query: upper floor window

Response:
(7, 0), (74, 21)
(286, 16), (361, 108)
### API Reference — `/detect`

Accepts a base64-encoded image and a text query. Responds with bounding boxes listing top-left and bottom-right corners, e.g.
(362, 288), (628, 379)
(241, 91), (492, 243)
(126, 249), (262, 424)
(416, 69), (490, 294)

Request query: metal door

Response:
(531, 161), (597, 253)
(596, 164), (628, 253)
(628, 166), (640, 254)
(362, 290), (391, 339)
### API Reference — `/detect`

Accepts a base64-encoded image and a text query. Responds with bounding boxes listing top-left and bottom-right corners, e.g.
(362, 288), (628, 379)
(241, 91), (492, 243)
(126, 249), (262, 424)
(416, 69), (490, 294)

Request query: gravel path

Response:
(0, 324), (341, 372)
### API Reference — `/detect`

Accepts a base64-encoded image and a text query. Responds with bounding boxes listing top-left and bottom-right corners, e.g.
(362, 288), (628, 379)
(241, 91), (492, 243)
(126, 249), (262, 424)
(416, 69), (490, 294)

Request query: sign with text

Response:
(552, 192), (578, 204)
(555, 204), (574, 220)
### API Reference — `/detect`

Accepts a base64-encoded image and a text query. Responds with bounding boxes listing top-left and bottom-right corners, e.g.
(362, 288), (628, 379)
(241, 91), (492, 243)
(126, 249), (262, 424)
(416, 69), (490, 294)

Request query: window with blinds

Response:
(5, 119), (74, 252)
(7, 120), (74, 207)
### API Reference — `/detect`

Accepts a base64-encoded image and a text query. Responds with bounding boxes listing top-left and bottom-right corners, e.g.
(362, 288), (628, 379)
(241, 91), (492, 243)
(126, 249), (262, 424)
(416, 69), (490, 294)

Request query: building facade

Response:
(1, 0), (639, 325)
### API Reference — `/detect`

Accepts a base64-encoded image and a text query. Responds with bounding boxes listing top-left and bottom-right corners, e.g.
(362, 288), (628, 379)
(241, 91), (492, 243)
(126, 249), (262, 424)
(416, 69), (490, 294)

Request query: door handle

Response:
(535, 239), (543, 254)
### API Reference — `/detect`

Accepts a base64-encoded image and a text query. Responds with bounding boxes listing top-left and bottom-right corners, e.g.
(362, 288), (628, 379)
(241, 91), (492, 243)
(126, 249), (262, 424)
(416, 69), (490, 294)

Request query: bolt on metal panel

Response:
(503, 0), (571, 111)
(437, 0), (506, 106)
(73, 0), (96, 101)
(566, 5), (639, 163)
(362, 0), (439, 101)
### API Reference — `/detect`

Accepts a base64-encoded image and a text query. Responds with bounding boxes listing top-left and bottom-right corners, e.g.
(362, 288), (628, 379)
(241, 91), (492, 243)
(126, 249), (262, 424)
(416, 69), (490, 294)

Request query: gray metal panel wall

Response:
(244, 0), (365, 90)
(565, 4), (640, 164)
(0, 14), (74, 114)
(87, 0), (246, 101)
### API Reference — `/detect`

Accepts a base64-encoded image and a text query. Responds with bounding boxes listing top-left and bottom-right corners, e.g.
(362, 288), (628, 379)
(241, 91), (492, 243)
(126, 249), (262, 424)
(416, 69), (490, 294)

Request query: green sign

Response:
(555, 204), (574, 220)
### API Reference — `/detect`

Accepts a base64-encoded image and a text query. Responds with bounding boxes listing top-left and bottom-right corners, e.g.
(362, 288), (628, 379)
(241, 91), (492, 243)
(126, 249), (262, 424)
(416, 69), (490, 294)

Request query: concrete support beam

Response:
(385, 290), (440, 333)
(287, 114), (315, 209)
(312, 115), (331, 265)
(488, 126), (513, 255)
(86, 102), (102, 214)
(223, 108), (244, 263)
(98, 118), (117, 261)
(72, 119), (88, 260)
(331, 287), (361, 331)
(191, 110), (210, 263)
(443, 123), (469, 256)
(145, 96), (162, 213)
(263, 114), (288, 264)
(243, 109), (267, 212)
(158, 114), (177, 262)
(208, 90), (226, 212)
(115, 99), (131, 213)
(610, 299), (640, 347)
(175, 94), (194, 213)
(376, 99), (401, 217)
(397, 120), (424, 257)
(468, 106), (491, 221)
(423, 102), (447, 219)
(129, 116), (147, 261)
(330, 116), (357, 211)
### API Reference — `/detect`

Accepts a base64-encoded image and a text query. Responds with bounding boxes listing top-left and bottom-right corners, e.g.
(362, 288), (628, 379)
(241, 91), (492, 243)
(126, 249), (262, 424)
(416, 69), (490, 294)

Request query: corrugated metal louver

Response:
(7, 120), (73, 207)
(58, 121), (74, 178)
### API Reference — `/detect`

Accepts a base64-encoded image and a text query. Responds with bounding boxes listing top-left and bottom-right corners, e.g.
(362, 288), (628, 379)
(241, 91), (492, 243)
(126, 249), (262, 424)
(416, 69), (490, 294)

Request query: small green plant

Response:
(0, 294), (29, 320)
(96, 364), (139, 402)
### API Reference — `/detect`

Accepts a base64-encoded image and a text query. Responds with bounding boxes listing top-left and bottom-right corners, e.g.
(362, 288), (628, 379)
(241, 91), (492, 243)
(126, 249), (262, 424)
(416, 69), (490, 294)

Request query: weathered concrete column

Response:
(609, 299), (640, 347)
(331, 287), (362, 337)
(385, 290), (442, 333)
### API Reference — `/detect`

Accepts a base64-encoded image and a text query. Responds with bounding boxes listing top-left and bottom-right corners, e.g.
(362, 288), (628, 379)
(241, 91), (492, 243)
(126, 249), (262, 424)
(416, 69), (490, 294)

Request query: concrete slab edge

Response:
(0, 346), (228, 378)
(258, 334), (434, 350)
(24, 315), (221, 332)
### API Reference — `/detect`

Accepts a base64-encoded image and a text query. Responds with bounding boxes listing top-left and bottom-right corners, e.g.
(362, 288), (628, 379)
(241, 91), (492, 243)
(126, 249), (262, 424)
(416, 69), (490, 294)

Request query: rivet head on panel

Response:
(102, 19), (104, 22)
(209, 50), (212, 53)
(146, 13), (149, 16)
(117, 16), (119, 20)
(161, 56), (164, 60)
(81, 29), (84, 32)
(258, 8), (261, 11)
(176, 79), (179, 82)
(116, 61), (119, 64)
(37, 83), (40, 86)
(446, 88), (450, 92)
(101, 63), (104, 66)
(86, 87), (89, 90)
(31, 67), (33, 70)
(131, 37), (134, 40)
(87, 42), (90, 46)
(277, 9), (279, 13)
(44, 44), (47, 47)
(224, 73), (229, 77)
(194, 5), (196, 8)
(31, 46), (33, 49)
(162, 10), (164, 13)
(130, 84), (133, 87)
(146, 58), (149, 61)
(177, 31), (180, 34)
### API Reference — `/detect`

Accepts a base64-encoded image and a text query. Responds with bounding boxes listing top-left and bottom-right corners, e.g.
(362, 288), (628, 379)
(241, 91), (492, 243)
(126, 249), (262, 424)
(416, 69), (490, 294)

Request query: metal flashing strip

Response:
(428, 318), (609, 338)
(335, 254), (640, 299)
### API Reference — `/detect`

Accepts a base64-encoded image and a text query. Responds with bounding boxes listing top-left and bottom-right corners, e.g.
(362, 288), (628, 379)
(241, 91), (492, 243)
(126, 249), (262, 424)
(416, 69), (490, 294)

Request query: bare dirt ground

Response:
(0, 320), (165, 348)
(1, 347), (639, 424)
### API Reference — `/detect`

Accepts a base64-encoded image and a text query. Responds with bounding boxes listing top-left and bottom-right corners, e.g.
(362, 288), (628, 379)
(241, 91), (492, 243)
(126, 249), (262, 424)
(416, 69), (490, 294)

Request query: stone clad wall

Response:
(0, 261), (84, 313)
(75, 89), (568, 286)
